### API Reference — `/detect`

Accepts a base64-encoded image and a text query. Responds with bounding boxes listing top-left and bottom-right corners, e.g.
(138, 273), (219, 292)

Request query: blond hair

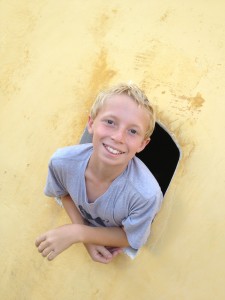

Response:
(90, 83), (155, 138)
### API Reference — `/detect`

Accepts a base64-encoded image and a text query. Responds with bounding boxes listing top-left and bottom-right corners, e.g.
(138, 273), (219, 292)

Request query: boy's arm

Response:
(54, 195), (124, 262)
(35, 222), (129, 261)
(78, 225), (129, 247)
(61, 195), (128, 246)
(60, 195), (129, 246)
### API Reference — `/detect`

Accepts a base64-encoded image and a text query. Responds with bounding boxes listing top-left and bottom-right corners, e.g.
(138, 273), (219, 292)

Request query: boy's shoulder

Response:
(127, 156), (162, 199)
(51, 143), (93, 161)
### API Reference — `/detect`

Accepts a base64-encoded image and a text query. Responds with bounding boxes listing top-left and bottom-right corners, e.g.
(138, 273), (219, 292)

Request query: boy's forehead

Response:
(107, 93), (133, 101)
(100, 94), (148, 115)
(102, 94), (136, 109)
(97, 94), (150, 128)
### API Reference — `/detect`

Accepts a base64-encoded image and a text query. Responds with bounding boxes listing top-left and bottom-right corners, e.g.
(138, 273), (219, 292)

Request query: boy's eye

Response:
(129, 129), (137, 135)
(106, 119), (114, 125)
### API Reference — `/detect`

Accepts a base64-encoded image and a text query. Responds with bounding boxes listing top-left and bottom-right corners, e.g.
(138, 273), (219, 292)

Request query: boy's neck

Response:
(87, 154), (128, 184)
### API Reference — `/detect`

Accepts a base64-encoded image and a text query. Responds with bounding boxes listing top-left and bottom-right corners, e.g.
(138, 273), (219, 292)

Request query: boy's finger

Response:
(111, 248), (123, 257)
(95, 252), (112, 264)
(98, 247), (112, 259)
(41, 246), (54, 258)
(106, 247), (122, 254)
(35, 234), (46, 247)
(37, 240), (49, 253)
(47, 250), (57, 261)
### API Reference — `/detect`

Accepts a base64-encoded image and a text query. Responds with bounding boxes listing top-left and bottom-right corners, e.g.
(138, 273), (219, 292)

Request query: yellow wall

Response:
(1, 1), (225, 299)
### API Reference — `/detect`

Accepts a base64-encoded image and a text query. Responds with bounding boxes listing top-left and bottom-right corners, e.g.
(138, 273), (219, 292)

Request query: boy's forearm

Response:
(71, 224), (129, 248)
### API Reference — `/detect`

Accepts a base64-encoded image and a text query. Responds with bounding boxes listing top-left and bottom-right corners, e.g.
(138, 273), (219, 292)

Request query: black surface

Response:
(136, 123), (180, 195)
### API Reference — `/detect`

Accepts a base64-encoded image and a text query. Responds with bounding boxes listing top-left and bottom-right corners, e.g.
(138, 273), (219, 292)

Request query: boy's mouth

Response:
(103, 143), (125, 155)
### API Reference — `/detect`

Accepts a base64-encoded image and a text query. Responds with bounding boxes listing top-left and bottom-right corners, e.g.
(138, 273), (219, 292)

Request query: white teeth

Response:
(105, 145), (123, 155)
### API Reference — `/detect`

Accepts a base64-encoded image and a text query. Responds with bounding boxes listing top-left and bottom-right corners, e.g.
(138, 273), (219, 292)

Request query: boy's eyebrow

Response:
(102, 114), (143, 130)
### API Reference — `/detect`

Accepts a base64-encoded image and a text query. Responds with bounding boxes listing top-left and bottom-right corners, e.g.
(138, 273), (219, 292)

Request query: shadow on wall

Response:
(80, 123), (180, 195)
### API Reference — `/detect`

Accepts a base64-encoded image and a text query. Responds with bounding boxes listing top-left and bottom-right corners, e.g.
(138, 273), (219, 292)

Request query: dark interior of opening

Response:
(136, 122), (180, 195)
(80, 122), (180, 195)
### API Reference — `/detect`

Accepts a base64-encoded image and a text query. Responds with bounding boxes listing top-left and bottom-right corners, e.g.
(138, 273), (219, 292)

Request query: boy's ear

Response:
(87, 116), (94, 134)
(137, 138), (150, 153)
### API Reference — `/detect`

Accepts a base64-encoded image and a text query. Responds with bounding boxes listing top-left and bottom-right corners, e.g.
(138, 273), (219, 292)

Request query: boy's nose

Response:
(111, 129), (126, 143)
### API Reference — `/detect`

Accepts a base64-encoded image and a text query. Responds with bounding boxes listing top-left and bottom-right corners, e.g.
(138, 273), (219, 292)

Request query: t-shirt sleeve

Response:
(122, 190), (163, 250)
(44, 159), (68, 198)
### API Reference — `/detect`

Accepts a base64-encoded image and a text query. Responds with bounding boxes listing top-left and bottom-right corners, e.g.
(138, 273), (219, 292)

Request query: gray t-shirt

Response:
(45, 143), (163, 251)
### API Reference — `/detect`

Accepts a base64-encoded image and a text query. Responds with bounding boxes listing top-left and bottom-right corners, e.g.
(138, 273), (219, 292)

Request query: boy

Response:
(35, 83), (163, 264)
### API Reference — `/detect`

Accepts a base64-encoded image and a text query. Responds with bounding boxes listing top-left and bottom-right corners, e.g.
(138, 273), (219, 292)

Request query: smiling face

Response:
(87, 94), (151, 170)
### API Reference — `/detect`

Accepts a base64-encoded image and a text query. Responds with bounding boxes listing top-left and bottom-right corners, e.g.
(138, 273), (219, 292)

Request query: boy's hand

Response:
(84, 244), (123, 264)
(35, 224), (79, 261)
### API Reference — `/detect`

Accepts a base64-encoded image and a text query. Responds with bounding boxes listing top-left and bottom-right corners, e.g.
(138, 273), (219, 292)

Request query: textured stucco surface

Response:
(0, 1), (225, 299)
